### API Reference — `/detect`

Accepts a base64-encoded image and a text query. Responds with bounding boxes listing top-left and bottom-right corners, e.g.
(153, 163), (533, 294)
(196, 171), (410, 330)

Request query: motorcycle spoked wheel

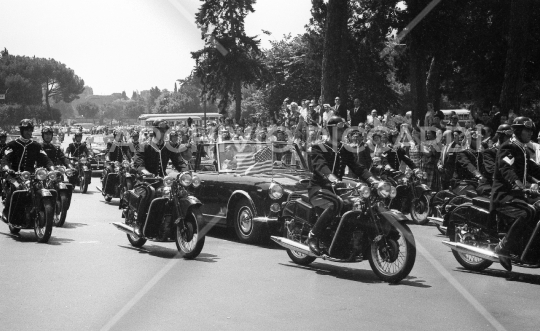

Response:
(410, 194), (431, 225)
(368, 222), (416, 283)
(53, 192), (69, 227)
(175, 207), (205, 259)
(450, 226), (493, 271)
(34, 200), (54, 243)
(283, 217), (316, 266)
(80, 175), (89, 193)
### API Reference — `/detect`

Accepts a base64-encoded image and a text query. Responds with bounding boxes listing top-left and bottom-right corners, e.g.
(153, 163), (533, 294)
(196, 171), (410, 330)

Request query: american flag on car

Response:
(236, 146), (273, 176)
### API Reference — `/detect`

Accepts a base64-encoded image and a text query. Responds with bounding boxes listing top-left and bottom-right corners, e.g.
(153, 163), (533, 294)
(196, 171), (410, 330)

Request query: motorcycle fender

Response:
(36, 189), (57, 205)
(375, 204), (409, 227)
(414, 184), (431, 197)
(84, 170), (92, 184)
(58, 184), (74, 210)
(176, 196), (202, 219)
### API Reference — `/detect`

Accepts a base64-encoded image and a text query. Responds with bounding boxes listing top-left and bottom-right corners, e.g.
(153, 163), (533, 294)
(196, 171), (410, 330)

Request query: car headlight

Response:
(178, 172), (192, 187)
(122, 160), (130, 168)
(21, 171), (31, 181)
(268, 182), (284, 200)
(377, 182), (391, 198)
(357, 184), (370, 198)
(192, 174), (201, 188)
(390, 186), (397, 199)
(35, 168), (48, 181)
(65, 169), (74, 177)
(164, 175), (175, 187)
(80, 157), (87, 164)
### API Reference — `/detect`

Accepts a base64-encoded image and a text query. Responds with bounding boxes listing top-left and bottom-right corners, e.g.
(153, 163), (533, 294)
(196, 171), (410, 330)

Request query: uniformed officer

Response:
(1, 120), (54, 218)
(65, 132), (89, 159)
(40, 126), (72, 168)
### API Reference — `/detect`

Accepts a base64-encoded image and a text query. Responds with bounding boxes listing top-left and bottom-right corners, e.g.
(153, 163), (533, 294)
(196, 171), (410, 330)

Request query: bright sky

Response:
(0, 0), (312, 96)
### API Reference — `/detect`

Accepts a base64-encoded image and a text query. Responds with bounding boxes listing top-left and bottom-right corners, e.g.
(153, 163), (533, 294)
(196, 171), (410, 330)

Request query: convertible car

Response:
(190, 141), (311, 244)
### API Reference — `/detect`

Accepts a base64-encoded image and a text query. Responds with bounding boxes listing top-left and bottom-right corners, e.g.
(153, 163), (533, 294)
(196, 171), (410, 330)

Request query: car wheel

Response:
(234, 198), (262, 244)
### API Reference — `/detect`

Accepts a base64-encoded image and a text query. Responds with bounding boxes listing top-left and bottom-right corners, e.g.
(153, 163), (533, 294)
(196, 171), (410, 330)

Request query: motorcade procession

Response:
(4, 102), (540, 278)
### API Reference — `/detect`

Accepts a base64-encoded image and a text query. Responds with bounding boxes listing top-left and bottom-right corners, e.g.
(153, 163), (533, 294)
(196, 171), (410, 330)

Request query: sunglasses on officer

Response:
(523, 120), (534, 128)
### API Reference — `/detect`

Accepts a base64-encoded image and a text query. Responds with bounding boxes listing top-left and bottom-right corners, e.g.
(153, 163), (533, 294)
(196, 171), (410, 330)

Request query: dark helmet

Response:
(41, 126), (54, 137)
(496, 124), (513, 135)
(152, 119), (169, 130)
(74, 131), (83, 137)
(511, 117), (535, 130)
(327, 116), (348, 128)
(19, 119), (34, 130)
(0, 131), (7, 138)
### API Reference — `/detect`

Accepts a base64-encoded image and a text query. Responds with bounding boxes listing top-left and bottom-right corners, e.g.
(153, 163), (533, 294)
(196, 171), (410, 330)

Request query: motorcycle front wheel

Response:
(34, 200), (54, 243)
(54, 192), (69, 227)
(80, 176), (88, 193)
(410, 194), (430, 225)
(175, 207), (205, 259)
(368, 222), (416, 283)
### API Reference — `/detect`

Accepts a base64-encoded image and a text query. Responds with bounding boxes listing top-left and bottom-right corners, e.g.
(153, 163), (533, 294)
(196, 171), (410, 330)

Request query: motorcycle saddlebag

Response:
(126, 185), (155, 224)
(103, 173), (119, 195)
(282, 200), (313, 223)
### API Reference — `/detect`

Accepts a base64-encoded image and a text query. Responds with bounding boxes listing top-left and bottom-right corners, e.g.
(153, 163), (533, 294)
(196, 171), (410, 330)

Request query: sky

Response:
(0, 0), (312, 96)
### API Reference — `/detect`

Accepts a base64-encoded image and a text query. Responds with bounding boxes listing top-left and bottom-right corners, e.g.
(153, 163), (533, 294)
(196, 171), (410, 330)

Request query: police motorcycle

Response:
(272, 180), (417, 283)
(99, 160), (134, 204)
(1, 169), (57, 243)
(372, 163), (432, 225)
(442, 185), (540, 272)
(69, 156), (92, 193)
(112, 171), (205, 258)
(45, 166), (74, 227)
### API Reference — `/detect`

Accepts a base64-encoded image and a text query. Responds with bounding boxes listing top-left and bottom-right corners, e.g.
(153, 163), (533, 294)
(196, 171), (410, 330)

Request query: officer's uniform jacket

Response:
(1, 138), (53, 172)
(456, 148), (482, 180)
(41, 142), (70, 167)
(65, 142), (89, 158)
(309, 140), (372, 190)
(482, 145), (498, 184)
(106, 141), (132, 162)
(133, 140), (186, 177)
(381, 145), (416, 170)
(490, 138), (540, 212)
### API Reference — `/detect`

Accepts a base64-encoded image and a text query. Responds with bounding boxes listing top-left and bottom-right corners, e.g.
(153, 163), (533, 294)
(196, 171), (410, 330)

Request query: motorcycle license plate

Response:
(59, 183), (67, 189)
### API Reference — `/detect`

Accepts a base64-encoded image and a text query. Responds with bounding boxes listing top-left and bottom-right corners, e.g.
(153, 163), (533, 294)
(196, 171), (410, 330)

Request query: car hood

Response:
(257, 172), (311, 192)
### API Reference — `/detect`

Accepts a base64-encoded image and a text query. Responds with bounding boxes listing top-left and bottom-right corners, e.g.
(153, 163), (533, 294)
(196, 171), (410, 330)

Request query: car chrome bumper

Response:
(253, 216), (278, 224)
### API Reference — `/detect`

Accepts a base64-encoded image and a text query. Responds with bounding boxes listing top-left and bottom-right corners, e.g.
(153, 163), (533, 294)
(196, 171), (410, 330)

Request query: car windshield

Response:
(213, 141), (307, 173)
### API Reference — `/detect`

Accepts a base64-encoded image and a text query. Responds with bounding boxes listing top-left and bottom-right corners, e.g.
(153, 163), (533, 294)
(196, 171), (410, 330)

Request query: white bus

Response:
(441, 109), (471, 126)
(138, 113), (221, 127)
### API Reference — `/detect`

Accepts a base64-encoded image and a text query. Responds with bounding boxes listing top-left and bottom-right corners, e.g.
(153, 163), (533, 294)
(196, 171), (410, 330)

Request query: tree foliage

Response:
(76, 101), (100, 119)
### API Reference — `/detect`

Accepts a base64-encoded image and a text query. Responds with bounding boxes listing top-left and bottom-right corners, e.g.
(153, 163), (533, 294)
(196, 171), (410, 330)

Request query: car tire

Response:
(234, 198), (262, 244)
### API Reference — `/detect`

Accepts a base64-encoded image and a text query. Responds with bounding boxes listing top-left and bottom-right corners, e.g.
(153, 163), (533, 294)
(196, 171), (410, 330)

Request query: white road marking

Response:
(416, 242), (507, 331)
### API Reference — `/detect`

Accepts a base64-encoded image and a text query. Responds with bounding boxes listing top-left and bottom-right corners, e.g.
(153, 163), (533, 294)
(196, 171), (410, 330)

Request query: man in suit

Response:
(439, 130), (463, 189)
(350, 98), (367, 127)
(334, 96), (348, 120)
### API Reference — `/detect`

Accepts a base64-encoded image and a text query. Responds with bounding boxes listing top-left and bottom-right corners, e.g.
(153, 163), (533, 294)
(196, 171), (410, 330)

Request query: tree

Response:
(131, 91), (138, 100)
(191, 0), (266, 121)
(174, 82), (178, 93)
(36, 57), (85, 111)
(148, 86), (161, 112)
(121, 91), (128, 100)
(320, 0), (349, 105)
(76, 101), (100, 118)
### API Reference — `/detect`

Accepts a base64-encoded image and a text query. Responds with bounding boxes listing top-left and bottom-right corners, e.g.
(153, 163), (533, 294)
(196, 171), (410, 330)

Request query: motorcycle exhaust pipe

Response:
(270, 236), (318, 257)
(442, 240), (499, 262)
(96, 186), (103, 193)
(428, 217), (443, 226)
(112, 222), (136, 236)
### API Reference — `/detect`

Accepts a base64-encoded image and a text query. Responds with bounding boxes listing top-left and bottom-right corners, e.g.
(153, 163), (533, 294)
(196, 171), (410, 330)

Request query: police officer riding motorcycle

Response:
(307, 116), (378, 255)
(65, 131), (91, 193)
(41, 126), (75, 227)
(101, 129), (132, 202)
(113, 119), (205, 258)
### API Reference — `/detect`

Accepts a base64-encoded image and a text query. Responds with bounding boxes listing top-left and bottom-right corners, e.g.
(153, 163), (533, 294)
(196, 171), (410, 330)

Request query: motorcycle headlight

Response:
(377, 182), (391, 198)
(269, 182), (284, 200)
(114, 161), (120, 168)
(390, 186), (397, 199)
(20, 171), (31, 180)
(357, 184), (371, 198)
(405, 169), (412, 179)
(122, 160), (130, 168)
(35, 169), (48, 181)
(192, 174), (201, 188)
(163, 186), (172, 196)
(65, 169), (74, 177)
(80, 157), (87, 164)
(48, 172), (57, 181)
(164, 175), (175, 187)
(178, 172), (192, 187)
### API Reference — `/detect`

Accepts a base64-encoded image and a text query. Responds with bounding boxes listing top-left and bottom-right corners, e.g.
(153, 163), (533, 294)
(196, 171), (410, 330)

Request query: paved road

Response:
(1, 184), (539, 331)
